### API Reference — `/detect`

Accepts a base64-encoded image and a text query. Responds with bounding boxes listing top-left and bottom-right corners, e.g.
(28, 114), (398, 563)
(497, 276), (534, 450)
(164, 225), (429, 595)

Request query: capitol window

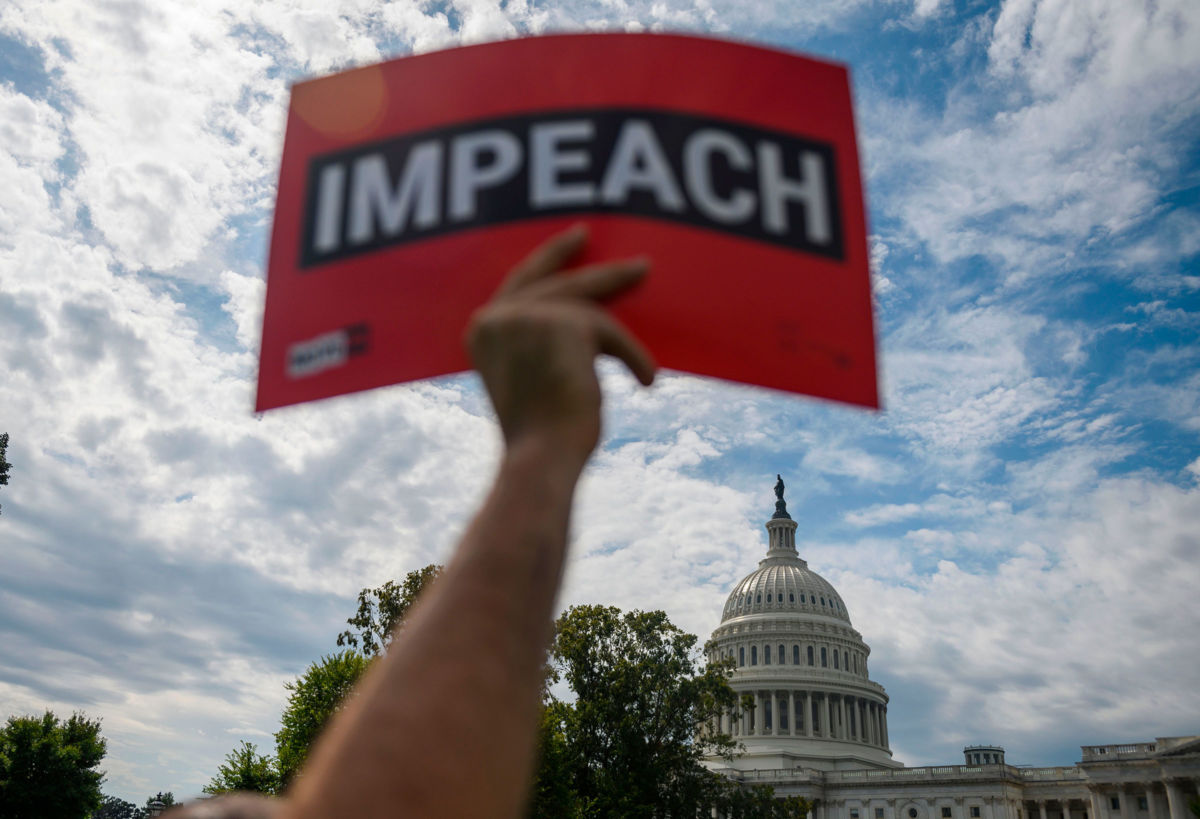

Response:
(877, 809), (885, 819)
(779, 644), (785, 664)
(789, 592), (795, 602)
(851, 811), (860, 819)
(943, 809), (952, 817)
(751, 646), (758, 665)
(834, 651), (839, 669)
(1138, 798), (1147, 811)
(793, 645), (800, 664)
(971, 808), (981, 817)
(765, 645), (771, 664)
(1110, 798), (1120, 811)
(778, 593), (783, 602)
(739, 647), (745, 666)
(821, 647), (828, 666)
(756, 594), (762, 603)
(807, 646), (814, 665)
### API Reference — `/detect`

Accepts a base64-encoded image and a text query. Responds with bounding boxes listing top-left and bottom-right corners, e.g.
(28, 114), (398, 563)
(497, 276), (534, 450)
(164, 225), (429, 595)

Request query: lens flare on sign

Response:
(291, 64), (388, 141)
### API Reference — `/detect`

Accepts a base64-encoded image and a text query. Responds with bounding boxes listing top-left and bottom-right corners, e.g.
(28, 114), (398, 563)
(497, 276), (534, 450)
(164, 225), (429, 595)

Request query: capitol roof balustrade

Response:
(724, 763), (1055, 785)
(825, 764), (1027, 783)
(1019, 767), (1089, 781)
(727, 768), (823, 784)
(1081, 743), (1157, 761)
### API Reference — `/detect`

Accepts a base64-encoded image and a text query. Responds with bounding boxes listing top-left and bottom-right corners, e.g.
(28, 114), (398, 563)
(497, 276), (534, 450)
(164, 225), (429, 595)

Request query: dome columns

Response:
(722, 687), (890, 750)
(766, 515), (800, 556)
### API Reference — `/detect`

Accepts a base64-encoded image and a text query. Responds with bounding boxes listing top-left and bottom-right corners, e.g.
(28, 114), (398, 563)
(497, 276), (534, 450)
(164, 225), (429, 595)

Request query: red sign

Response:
(257, 33), (877, 412)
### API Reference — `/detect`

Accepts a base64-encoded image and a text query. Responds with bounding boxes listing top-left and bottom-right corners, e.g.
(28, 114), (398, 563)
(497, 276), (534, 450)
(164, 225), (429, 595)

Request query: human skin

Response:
(174, 225), (654, 819)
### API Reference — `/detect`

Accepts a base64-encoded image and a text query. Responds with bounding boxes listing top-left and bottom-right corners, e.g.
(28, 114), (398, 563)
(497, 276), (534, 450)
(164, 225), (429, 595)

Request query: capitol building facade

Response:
(703, 479), (1200, 819)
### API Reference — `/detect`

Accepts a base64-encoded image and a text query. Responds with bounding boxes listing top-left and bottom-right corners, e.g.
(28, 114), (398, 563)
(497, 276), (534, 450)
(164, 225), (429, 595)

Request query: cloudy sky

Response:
(2, 0), (1199, 806)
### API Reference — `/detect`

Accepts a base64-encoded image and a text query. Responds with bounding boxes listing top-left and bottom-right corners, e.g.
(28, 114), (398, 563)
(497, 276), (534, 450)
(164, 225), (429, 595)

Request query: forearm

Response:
(282, 435), (584, 819)
(274, 224), (651, 819)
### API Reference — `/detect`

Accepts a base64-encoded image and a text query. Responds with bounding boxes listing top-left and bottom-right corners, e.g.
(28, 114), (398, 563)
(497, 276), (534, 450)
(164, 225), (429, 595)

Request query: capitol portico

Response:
(703, 478), (1200, 819)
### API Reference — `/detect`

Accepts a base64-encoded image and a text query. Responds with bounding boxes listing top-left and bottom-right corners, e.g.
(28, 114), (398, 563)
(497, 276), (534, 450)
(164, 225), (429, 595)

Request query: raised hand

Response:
(466, 224), (656, 463)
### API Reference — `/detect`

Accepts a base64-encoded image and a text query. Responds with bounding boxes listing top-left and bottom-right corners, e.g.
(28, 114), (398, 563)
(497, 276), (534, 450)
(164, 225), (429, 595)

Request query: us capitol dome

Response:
(703, 477), (1200, 819)
(705, 474), (898, 772)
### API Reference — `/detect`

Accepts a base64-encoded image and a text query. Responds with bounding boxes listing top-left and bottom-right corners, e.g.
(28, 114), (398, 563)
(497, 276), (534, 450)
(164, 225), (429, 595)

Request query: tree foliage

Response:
(527, 701), (580, 819)
(275, 650), (371, 788)
(203, 741), (279, 797)
(204, 568), (808, 815)
(90, 791), (175, 818)
(91, 794), (141, 819)
(0, 711), (107, 819)
(208, 565), (441, 793)
(336, 564), (442, 656)
(525, 604), (794, 818)
(718, 785), (812, 818)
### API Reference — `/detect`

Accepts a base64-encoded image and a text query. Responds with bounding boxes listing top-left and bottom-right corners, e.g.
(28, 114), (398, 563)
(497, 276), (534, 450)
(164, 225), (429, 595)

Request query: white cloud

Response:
(910, 0), (947, 20)
(846, 501), (924, 527)
(218, 269), (265, 352)
(870, 0), (1200, 275)
(802, 443), (905, 484)
(0, 82), (64, 166)
(845, 494), (994, 528)
(566, 437), (761, 639)
(831, 475), (1200, 759)
(0, 84), (66, 241)
(884, 305), (1058, 460)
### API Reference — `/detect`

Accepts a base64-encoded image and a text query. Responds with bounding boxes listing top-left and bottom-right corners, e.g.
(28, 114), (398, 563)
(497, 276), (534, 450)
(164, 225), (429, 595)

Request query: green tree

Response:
(89, 791), (174, 819)
(91, 794), (141, 819)
(275, 651), (371, 788)
(206, 566), (438, 794)
(0, 711), (107, 819)
(527, 701), (580, 819)
(543, 605), (741, 817)
(336, 564), (442, 656)
(719, 784), (812, 817)
(203, 741), (279, 796)
(529, 605), (809, 817)
(0, 432), (11, 515)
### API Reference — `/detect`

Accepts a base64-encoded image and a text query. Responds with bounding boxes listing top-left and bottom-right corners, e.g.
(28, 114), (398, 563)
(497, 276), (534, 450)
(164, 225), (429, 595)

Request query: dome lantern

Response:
(765, 474), (800, 557)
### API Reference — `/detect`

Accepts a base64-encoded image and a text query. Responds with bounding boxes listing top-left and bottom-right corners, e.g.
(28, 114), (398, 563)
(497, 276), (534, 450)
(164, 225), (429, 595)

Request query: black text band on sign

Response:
(300, 108), (843, 267)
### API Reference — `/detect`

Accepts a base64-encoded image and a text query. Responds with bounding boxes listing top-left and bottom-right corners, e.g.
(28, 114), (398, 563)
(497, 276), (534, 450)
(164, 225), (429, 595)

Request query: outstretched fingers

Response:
(528, 257), (650, 303)
(483, 223), (656, 385)
(591, 310), (657, 386)
(497, 224), (588, 297)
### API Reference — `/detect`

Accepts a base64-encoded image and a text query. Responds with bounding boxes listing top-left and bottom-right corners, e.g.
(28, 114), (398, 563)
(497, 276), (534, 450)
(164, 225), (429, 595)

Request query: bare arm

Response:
(176, 226), (653, 819)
